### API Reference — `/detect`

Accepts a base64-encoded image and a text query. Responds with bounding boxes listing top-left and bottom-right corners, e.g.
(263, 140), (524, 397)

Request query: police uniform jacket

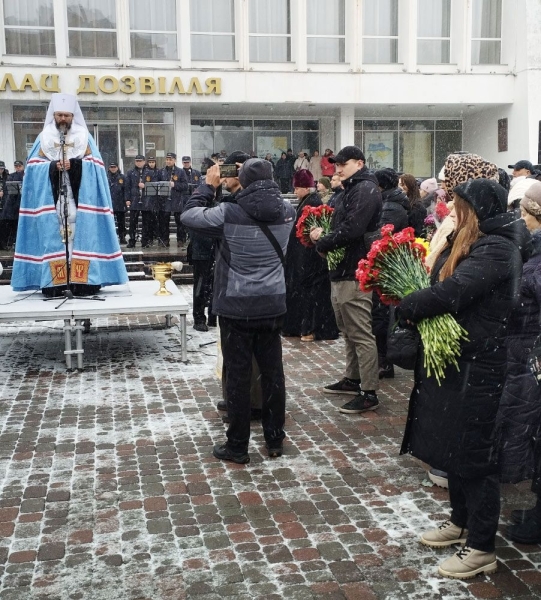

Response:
(108, 170), (126, 213)
(182, 168), (202, 199)
(1, 170), (24, 221)
(159, 165), (188, 213)
(125, 167), (146, 211)
(141, 166), (161, 211)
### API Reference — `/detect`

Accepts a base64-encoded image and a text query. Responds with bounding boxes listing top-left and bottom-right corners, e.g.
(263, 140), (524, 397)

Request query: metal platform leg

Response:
(165, 314), (172, 328)
(64, 319), (72, 369)
(180, 314), (187, 362)
(74, 319), (85, 370)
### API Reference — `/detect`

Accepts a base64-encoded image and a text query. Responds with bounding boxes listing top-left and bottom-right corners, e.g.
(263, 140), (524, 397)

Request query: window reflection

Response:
(3, 0), (55, 56)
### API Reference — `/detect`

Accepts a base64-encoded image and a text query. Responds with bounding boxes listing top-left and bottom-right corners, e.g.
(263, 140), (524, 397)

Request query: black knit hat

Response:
(238, 158), (273, 189)
(453, 178), (507, 222)
(374, 168), (399, 191)
(223, 150), (251, 166)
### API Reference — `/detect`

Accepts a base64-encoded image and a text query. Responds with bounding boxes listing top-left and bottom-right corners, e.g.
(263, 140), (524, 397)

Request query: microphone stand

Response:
(45, 127), (104, 307)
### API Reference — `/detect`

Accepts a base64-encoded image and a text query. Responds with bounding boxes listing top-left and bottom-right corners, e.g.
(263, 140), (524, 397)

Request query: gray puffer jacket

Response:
(181, 180), (295, 319)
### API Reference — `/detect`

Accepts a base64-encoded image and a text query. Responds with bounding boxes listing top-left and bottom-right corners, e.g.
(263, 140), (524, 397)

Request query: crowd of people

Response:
(4, 107), (541, 580)
(179, 146), (541, 582)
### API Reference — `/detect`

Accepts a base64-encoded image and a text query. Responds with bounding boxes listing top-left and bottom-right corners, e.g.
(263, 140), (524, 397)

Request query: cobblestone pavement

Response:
(0, 285), (540, 600)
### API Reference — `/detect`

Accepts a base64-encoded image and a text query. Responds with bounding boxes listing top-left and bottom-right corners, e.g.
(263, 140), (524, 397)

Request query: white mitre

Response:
(40, 93), (89, 161)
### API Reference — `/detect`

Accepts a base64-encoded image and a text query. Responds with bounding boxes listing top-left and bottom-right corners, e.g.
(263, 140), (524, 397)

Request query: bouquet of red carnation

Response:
(295, 205), (345, 270)
(356, 224), (468, 383)
(434, 200), (450, 223)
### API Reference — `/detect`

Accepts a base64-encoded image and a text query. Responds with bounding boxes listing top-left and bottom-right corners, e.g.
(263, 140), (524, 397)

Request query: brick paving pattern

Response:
(0, 284), (540, 599)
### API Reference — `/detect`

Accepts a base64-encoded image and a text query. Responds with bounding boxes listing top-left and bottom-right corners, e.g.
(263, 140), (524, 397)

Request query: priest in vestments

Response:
(11, 93), (128, 296)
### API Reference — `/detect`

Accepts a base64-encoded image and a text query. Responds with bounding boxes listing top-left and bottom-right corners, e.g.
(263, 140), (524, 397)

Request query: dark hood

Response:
(342, 167), (378, 189)
(454, 178), (507, 222)
(382, 187), (410, 210)
(480, 211), (532, 262)
(236, 179), (284, 222)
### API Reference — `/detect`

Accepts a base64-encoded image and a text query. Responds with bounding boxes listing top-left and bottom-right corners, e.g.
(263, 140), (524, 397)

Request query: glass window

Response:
(363, 131), (398, 170)
(307, 0), (345, 64)
(67, 0), (117, 58)
(191, 0), (235, 61)
(249, 0), (291, 63)
(400, 131), (433, 177)
(471, 0), (502, 65)
(417, 0), (450, 64)
(3, 0), (55, 56)
(255, 132), (291, 159)
(435, 130), (462, 173)
(144, 108), (174, 124)
(129, 0), (177, 59)
(119, 107), (142, 122)
(81, 106), (119, 122)
(363, 0), (398, 64)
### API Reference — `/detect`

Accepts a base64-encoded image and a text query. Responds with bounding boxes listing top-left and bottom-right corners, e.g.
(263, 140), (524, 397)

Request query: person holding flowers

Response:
(282, 169), (338, 341)
(397, 178), (530, 579)
(310, 145), (382, 414)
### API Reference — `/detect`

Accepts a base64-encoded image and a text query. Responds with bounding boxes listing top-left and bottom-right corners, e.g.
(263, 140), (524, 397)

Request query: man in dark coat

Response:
(399, 179), (529, 579)
(143, 157), (161, 246)
(125, 155), (147, 248)
(108, 162), (126, 245)
(274, 152), (294, 194)
(310, 146), (382, 414)
(0, 160), (11, 250)
(0, 161), (24, 250)
(158, 152), (188, 248)
(181, 158), (295, 465)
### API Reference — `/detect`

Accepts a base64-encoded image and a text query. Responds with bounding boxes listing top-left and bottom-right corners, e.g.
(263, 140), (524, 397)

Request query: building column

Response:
(0, 104), (15, 166)
(338, 106), (355, 149)
(320, 117), (336, 154)
(175, 105), (191, 159)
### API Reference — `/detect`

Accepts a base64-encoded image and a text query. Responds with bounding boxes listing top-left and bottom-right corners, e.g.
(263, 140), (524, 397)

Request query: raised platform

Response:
(0, 280), (189, 369)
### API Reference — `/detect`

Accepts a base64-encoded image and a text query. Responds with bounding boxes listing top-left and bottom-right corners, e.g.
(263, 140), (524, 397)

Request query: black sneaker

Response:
(126, 241), (136, 249)
(378, 364), (395, 379)
(323, 378), (361, 395)
(213, 443), (250, 464)
(217, 400), (227, 411)
(339, 391), (379, 414)
(266, 442), (283, 458)
(193, 322), (208, 332)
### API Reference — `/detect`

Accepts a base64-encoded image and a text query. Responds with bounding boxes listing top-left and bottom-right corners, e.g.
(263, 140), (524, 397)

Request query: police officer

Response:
(181, 156), (202, 196)
(158, 152), (188, 248)
(108, 162), (127, 245)
(125, 154), (148, 248)
(0, 160), (9, 250)
(0, 161), (24, 249)
(144, 157), (161, 246)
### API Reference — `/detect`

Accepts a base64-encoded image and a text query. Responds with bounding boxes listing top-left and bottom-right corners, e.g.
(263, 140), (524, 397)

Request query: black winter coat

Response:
(408, 202), (428, 238)
(108, 171), (126, 212)
(275, 158), (294, 180)
(159, 166), (189, 213)
(496, 230), (541, 484)
(283, 192), (339, 339)
(316, 168), (381, 281)
(0, 170), (23, 221)
(399, 211), (529, 477)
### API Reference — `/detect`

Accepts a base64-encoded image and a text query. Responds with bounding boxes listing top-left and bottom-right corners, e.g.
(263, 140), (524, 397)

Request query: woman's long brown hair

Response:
(438, 195), (482, 281)
(400, 173), (421, 209)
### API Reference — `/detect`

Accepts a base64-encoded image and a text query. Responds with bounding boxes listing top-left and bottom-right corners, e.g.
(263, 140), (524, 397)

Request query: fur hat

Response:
(293, 169), (315, 188)
(442, 153), (499, 194)
(520, 181), (541, 217)
(508, 177), (537, 206)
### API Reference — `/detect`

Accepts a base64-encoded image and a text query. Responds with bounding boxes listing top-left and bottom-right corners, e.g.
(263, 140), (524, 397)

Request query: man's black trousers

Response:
(219, 316), (286, 452)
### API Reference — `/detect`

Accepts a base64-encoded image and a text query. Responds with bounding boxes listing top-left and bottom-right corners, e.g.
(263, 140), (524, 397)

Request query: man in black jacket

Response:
(158, 152), (188, 247)
(311, 146), (382, 414)
(108, 162), (127, 245)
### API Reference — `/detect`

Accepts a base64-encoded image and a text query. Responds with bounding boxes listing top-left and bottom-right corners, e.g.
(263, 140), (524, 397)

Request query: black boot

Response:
(507, 496), (541, 544)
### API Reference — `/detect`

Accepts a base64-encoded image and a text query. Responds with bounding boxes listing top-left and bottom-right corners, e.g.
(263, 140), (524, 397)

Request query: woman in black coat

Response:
(400, 173), (427, 237)
(282, 169), (339, 341)
(372, 168), (411, 378)
(501, 180), (541, 545)
(398, 178), (529, 579)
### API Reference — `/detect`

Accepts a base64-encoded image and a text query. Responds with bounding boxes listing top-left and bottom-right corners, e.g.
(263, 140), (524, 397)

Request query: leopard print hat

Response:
(442, 153), (499, 194)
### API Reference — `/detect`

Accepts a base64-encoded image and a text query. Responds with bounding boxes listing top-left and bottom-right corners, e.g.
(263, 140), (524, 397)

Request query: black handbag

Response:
(387, 323), (420, 371)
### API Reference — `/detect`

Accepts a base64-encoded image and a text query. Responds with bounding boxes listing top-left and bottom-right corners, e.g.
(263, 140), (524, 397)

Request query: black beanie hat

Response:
(238, 158), (273, 189)
(375, 168), (399, 191)
(453, 178), (507, 222)
(223, 150), (251, 166)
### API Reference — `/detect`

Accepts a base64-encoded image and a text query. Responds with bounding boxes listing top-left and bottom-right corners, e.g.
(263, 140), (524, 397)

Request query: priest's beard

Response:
(55, 121), (72, 134)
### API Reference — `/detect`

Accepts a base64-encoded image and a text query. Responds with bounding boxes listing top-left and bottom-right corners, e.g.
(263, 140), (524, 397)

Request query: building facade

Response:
(0, 0), (539, 176)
